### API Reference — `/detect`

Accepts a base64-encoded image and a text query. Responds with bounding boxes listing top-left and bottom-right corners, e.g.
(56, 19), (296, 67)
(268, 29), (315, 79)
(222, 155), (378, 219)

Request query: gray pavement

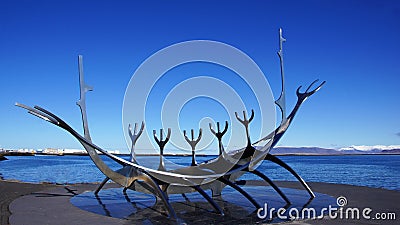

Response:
(6, 181), (400, 225)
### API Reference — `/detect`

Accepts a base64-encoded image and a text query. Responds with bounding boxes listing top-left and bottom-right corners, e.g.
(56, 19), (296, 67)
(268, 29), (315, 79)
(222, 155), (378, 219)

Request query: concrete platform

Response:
(6, 181), (400, 224)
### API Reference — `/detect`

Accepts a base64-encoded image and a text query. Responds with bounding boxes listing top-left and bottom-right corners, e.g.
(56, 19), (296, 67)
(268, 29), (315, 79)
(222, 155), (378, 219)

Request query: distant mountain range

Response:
(270, 145), (400, 155)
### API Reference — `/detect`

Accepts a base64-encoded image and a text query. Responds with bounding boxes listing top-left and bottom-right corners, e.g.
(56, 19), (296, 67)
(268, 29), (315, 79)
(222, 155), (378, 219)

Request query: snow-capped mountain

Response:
(269, 145), (400, 155)
(338, 145), (400, 154)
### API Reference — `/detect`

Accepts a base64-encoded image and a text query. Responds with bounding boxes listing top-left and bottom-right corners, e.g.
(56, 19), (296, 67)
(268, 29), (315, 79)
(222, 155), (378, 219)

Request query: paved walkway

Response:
(0, 180), (53, 225)
(277, 181), (400, 225)
(2, 180), (399, 224)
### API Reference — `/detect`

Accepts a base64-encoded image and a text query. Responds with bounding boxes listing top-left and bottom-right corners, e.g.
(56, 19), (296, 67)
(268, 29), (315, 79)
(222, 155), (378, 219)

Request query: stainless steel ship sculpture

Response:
(16, 29), (325, 221)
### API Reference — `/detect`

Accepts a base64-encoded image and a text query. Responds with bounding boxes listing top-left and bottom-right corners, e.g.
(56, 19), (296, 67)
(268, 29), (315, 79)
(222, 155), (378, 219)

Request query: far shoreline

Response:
(1, 153), (400, 157)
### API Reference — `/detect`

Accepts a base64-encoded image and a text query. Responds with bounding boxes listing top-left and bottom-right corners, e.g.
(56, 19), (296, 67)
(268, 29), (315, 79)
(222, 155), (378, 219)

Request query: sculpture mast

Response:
(275, 28), (287, 124)
(76, 55), (94, 141)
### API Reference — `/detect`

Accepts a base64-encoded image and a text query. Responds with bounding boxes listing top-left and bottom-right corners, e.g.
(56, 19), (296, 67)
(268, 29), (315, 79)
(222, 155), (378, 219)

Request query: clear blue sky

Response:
(1, 0), (399, 153)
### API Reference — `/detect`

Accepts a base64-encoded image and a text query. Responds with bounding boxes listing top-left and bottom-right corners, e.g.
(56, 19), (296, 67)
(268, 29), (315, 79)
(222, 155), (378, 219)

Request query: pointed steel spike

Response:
(249, 109), (255, 122)
(27, 110), (57, 124)
(197, 128), (202, 141)
(128, 124), (133, 138)
(209, 123), (216, 135)
(234, 111), (240, 122)
(153, 130), (159, 144)
(222, 121), (228, 134)
(166, 128), (171, 140)
(306, 79), (319, 92)
(183, 130), (191, 144)
(135, 121), (145, 138)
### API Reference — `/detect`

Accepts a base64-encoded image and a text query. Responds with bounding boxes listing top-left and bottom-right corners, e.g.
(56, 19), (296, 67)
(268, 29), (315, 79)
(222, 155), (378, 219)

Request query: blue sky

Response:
(1, 0), (399, 153)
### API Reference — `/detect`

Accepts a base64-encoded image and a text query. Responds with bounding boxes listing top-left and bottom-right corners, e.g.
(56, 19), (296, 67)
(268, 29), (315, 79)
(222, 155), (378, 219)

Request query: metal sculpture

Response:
(183, 129), (202, 166)
(154, 128), (171, 171)
(209, 121), (228, 156)
(16, 29), (325, 222)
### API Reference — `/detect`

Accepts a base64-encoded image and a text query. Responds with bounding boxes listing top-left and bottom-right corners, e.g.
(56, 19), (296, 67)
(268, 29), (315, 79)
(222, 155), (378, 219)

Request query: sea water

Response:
(1, 155), (399, 191)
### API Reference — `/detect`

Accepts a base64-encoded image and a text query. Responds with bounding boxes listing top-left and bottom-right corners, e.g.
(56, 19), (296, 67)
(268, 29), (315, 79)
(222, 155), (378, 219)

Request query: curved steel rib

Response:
(137, 173), (177, 219)
(247, 79), (325, 199)
(217, 177), (261, 209)
(246, 169), (290, 204)
(192, 185), (224, 215)
(95, 177), (110, 195)
(265, 154), (315, 198)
